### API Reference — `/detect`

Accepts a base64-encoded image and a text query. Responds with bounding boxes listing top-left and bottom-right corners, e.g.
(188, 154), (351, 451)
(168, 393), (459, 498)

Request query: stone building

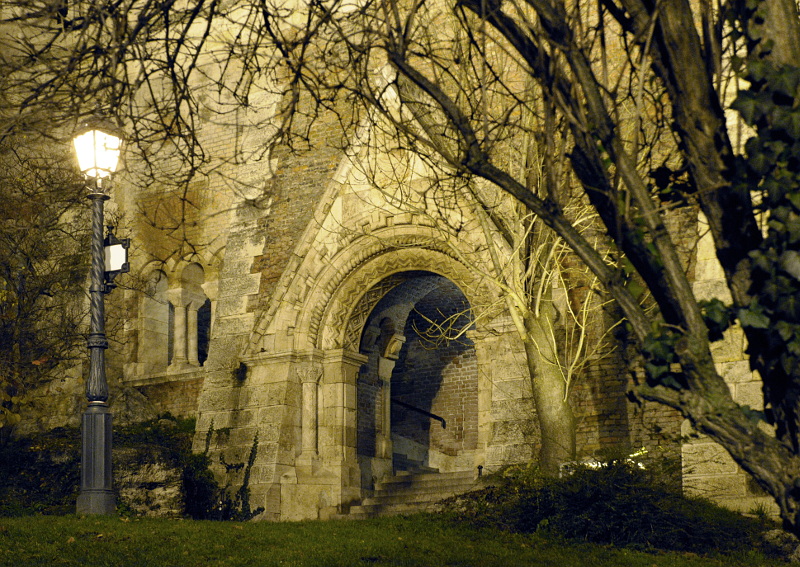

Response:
(7, 3), (774, 521)
(69, 100), (761, 520)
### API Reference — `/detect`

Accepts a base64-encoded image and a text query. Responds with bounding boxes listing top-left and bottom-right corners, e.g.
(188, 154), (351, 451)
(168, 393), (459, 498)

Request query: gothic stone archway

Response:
(355, 272), (479, 489)
(257, 243), (534, 520)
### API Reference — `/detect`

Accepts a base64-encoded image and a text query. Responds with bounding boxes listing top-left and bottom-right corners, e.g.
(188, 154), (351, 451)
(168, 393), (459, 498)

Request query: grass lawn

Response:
(0, 514), (785, 567)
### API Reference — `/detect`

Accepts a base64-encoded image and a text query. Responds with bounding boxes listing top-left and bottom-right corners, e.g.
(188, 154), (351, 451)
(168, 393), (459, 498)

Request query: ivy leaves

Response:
(642, 326), (686, 391)
(640, 60), (800, 394)
(700, 299), (736, 341)
(642, 300), (735, 390)
(733, 60), (800, 383)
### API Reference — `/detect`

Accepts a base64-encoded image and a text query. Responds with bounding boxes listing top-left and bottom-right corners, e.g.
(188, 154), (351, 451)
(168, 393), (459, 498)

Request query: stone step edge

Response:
(347, 502), (445, 517)
(377, 471), (476, 485)
(373, 480), (480, 493)
(371, 482), (481, 498)
(361, 491), (465, 506)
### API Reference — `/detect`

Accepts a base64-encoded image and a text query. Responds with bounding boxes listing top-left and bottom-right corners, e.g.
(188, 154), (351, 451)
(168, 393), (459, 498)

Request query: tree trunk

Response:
(523, 312), (576, 475)
(757, 0), (800, 65)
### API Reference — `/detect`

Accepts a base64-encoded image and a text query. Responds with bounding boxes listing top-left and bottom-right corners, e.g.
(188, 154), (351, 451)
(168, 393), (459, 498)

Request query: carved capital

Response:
(296, 363), (323, 384)
(381, 333), (406, 360)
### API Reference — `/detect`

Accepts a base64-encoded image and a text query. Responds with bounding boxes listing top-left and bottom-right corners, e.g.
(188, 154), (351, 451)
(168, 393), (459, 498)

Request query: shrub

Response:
(0, 416), (222, 519)
(182, 451), (219, 519)
(440, 460), (766, 554)
(0, 428), (80, 516)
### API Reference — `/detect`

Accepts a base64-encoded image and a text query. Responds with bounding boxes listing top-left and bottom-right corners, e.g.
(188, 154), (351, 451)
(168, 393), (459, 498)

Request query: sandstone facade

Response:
(1, 0), (773, 523)
(63, 107), (696, 521)
(14, 102), (761, 520)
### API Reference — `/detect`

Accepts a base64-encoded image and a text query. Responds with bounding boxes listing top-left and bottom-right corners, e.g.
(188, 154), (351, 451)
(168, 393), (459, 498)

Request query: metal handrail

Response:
(391, 398), (446, 429)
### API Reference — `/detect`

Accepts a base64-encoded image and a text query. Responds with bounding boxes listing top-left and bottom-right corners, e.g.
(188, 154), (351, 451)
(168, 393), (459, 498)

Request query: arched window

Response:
(167, 263), (211, 369)
(139, 270), (170, 374)
(137, 263), (213, 377)
(197, 298), (212, 366)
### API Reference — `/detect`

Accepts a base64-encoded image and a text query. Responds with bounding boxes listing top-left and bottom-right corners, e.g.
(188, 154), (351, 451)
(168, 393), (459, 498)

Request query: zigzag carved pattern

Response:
(248, 225), (486, 354)
(342, 273), (410, 352)
(303, 232), (458, 348)
(305, 248), (391, 347)
(248, 239), (389, 353)
(319, 248), (478, 350)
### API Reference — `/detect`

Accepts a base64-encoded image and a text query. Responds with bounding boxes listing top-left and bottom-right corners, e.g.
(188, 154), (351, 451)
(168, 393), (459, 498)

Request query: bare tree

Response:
(256, 0), (800, 531)
(5, 0), (800, 533)
(0, 139), (89, 442)
(344, 107), (613, 472)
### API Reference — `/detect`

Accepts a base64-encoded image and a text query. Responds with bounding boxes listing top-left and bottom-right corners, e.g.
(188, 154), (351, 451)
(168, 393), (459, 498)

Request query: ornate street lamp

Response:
(73, 117), (123, 515)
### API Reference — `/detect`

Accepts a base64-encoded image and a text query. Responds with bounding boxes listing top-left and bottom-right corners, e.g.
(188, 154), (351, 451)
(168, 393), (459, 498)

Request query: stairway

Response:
(344, 469), (480, 518)
(392, 453), (438, 474)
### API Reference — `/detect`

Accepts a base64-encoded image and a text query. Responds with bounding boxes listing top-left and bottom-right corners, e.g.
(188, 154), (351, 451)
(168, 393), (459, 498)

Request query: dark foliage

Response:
(0, 416), (223, 519)
(182, 451), (218, 519)
(114, 414), (195, 464)
(0, 144), (88, 438)
(199, 424), (264, 521)
(440, 460), (767, 554)
(0, 427), (80, 516)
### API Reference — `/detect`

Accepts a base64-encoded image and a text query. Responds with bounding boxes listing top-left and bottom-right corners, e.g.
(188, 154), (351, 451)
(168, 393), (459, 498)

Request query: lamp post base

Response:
(77, 402), (116, 515)
(76, 490), (116, 515)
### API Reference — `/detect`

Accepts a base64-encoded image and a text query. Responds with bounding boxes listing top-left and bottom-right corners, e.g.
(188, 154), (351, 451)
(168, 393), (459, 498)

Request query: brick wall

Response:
(357, 350), (382, 457)
(571, 351), (682, 459)
(391, 311), (478, 456)
(249, 105), (347, 312)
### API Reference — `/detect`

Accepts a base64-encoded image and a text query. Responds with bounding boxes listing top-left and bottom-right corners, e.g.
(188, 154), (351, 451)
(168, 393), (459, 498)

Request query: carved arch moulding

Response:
(316, 247), (497, 352)
(246, 225), (501, 356)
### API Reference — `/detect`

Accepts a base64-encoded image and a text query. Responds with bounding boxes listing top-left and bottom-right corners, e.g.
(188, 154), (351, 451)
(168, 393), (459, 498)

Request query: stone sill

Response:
(125, 366), (205, 387)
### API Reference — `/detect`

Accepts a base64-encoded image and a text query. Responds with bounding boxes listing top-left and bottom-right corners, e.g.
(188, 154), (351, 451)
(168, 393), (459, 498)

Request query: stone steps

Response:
(392, 453), (438, 474)
(343, 470), (480, 519)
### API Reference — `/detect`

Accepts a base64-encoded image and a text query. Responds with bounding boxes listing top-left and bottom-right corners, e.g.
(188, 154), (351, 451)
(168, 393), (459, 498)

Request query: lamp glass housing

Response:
(104, 243), (128, 273)
(73, 128), (122, 179)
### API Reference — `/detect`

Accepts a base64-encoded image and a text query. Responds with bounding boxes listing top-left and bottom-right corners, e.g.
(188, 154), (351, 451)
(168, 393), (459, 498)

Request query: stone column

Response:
(469, 325), (501, 470)
(321, 350), (367, 467)
(298, 364), (322, 464)
(377, 334), (405, 460)
(168, 290), (188, 367)
(186, 300), (199, 366)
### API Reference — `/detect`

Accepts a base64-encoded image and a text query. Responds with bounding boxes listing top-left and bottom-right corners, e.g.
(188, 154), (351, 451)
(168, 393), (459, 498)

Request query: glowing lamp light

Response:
(103, 228), (130, 292)
(72, 122), (122, 180)
(104, 240), (128, 273)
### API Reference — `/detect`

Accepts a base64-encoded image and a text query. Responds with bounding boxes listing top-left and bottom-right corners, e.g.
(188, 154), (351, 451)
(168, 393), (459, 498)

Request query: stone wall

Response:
(135, 377), (204, 419)
(572, 353), (682, 460)
(683, 213), (776, 513)
(104, 89), (755, 522)
(115, 447), (184, 518)
(475, 321), (539, 470)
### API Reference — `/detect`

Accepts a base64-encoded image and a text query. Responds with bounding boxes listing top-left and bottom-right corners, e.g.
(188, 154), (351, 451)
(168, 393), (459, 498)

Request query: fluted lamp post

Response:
(73, 119), (123, 515)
